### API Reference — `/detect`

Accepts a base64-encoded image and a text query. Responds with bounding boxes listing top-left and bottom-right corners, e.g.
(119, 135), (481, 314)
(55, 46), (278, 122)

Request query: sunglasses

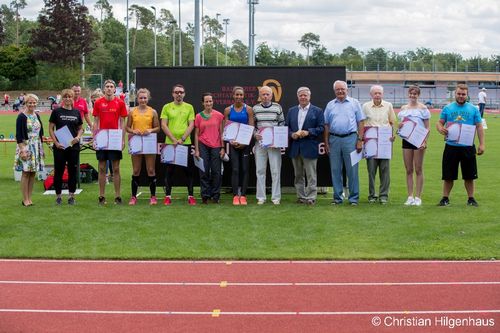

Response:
(173, 91), (185, 94)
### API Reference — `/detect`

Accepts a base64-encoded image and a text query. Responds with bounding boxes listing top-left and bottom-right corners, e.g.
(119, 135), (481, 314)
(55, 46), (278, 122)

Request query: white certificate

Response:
(160, 144), (188, 167)
(55, 125), (74, 149)
(141, 133), (158, 154)
(173, 145), (188, 167)
(364, 127), (378, 139)
(94, 130), (109, 150)
(194, 156), (205, 172)
(128, 135), (142, 154)
(377, 126), (393, 159)
(272, 126), (289, 148)
(259, 127), (274, 147)
(223, 122), (239, 141)
(160, 144), (175, 163)
(446, 123), (461, 142)
(107, 129), (123, 151)
(406, 125), (429, 148)
(350, 149), (364, 166)
(364, 139), (378, 158)
(234, 123), (254, 145)
(457, 124), (476, 146)
(397, 120), (416, 139)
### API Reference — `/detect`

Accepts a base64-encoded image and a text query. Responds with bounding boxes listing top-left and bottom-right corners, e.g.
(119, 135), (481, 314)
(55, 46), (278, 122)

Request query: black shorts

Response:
(442, 144), (477, 180)
(96, 150), (123, 161)
(402, 139), (418, 150)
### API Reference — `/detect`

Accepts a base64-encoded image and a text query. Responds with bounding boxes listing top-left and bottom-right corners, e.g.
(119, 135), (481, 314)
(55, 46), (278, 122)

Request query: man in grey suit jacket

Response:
(285, 87), (324, 205)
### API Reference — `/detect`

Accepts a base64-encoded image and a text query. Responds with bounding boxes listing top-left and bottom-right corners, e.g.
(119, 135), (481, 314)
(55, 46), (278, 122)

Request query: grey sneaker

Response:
(68, 197), (75, 205)
(56, 197), (62, 205)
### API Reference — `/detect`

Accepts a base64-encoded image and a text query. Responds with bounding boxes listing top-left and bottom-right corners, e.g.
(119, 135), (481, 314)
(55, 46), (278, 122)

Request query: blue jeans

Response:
(198, 142), (222, 200)
(328, 134), (359, 203)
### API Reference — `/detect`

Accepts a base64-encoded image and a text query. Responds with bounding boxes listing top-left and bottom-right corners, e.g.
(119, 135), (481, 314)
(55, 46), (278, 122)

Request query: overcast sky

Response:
(22, 0), (500, 58)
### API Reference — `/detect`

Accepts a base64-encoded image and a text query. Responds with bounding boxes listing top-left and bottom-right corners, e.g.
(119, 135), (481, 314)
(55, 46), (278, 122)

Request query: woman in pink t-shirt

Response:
(194, 93), (225, 204)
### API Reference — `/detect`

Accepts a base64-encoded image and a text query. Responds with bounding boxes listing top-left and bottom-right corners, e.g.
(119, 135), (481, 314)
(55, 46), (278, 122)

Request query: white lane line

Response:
(0, 309), (498, 316)
(0, 259), (497, 264)
(0, 280), (499, 286)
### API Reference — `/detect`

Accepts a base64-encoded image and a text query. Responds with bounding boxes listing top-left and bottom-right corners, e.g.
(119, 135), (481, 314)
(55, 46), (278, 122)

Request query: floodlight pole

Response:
(223, 18), (230, 66)
(194, 0), (201, 66)
(216, 13), (221, 66)
(151, 6), (157, 66)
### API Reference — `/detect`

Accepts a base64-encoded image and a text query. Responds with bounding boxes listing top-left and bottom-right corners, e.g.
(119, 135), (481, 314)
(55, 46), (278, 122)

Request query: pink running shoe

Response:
(128, 196), (137, 205)
(188, 196), (197, 206)
(150, 196), (158, 205)
(239, 196), (248, 205)
(163, 196), (172, 206)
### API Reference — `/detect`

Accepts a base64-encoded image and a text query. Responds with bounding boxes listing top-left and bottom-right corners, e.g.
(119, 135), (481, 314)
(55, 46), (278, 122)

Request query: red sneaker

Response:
(163, 196), (172, 206)
(188, 196), (197, 206)
(128, 196), (137, 205)
(239, 196), (248, 205)
(233, 195), (240, 205)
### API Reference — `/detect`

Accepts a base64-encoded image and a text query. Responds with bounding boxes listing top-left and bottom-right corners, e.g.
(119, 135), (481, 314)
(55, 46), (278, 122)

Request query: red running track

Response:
(0, 260), (499, 333)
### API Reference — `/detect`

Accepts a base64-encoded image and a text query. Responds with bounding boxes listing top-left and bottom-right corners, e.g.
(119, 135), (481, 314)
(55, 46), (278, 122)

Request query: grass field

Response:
(0, 112), (498, 260)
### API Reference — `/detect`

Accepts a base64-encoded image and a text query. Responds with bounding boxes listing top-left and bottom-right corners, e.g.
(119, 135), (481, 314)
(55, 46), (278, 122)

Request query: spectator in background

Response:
(15, 93), (45, 206)
(477, 87), (487, 118)
(3, 93), (9, 106)
(72, 84), (92, 129)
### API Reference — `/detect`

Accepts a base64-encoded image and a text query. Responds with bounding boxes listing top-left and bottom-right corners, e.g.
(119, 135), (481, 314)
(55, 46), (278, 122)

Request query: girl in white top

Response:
(397, 85), (431, 206)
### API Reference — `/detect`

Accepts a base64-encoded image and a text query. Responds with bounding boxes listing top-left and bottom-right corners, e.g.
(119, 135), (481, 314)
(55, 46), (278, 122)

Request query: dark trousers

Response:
(478, 103), (485, 118)
(53, 148), (79, 195)
(199, 142), (222, 200)
(229, 144), (250, 196)
(164, 145), (194, 196)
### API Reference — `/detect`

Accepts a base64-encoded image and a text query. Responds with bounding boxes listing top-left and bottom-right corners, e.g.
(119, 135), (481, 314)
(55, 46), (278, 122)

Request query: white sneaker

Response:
(413, 197), (422, 206)
(404, 196), (414, 206)
(271, 199), (280, 205)
(257, 199), (265, 205)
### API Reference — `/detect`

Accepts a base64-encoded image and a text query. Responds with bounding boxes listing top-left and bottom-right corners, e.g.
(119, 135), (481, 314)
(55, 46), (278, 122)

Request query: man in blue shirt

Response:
(323, 80), (365, 205)
(436, 84), (485, 207)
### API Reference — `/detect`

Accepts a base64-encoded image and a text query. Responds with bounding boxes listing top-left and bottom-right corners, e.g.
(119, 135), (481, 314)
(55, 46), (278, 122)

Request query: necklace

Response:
(200, 110), (211, 120)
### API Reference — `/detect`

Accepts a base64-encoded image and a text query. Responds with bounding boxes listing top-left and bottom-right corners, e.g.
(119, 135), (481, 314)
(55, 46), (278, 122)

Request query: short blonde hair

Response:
(136, 88), (151, 100)
(61, 89), (74, 98)
(24, 93), (39, 103)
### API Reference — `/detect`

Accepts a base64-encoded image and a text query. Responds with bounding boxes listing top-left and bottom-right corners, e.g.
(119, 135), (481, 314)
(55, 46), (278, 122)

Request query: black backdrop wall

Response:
(134, 66), (346, 189)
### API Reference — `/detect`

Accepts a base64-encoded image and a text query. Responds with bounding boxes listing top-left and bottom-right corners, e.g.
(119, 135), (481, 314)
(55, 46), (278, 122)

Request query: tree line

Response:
(1, 0), (500, 91)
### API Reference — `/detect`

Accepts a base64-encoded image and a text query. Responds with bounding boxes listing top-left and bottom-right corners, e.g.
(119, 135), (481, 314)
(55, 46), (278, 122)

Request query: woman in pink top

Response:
(194, 93), (225, 204)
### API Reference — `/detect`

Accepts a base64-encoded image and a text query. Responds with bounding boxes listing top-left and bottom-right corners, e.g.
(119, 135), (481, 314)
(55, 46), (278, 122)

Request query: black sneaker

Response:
(438, 197), (450, 206)
(68, 197), (75, 205)
(98, 196), (106, 205)
(56, 197), (62, 205)
(467, 197), (478, 207)
(114, 197), (123, 205)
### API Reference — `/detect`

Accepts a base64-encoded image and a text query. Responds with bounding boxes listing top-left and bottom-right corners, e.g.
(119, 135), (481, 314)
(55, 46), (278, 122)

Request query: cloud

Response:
(17, 0), (500, 58)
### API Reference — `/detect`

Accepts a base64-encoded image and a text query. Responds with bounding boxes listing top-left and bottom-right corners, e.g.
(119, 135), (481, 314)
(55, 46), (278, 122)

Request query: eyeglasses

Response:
(173, 91), (185, 94)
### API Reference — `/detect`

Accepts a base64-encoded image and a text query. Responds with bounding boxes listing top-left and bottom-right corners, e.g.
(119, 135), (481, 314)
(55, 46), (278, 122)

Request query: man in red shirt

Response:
(92, 79), (128, 205)
(72, 84), (92, 129)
